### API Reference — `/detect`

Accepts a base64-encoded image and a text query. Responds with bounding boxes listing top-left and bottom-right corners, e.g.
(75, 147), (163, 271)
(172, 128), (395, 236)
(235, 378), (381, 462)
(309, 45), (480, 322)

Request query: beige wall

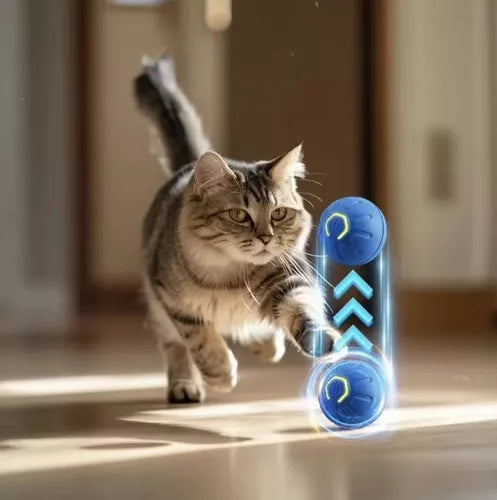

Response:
(1, 0), (76, 327)
(390, 0), (493, 286)
(87, 1), (227, 287)
(492, 0), (497, 282)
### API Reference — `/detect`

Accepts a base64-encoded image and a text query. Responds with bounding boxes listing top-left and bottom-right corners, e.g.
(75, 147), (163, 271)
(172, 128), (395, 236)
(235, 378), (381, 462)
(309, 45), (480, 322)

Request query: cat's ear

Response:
(266, 144), (305, 184)
(193, 151), (236, 194)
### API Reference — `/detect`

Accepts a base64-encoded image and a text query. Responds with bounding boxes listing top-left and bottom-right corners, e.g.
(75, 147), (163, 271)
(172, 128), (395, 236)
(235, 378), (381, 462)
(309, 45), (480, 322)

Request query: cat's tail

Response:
(133, 54), (211, 175)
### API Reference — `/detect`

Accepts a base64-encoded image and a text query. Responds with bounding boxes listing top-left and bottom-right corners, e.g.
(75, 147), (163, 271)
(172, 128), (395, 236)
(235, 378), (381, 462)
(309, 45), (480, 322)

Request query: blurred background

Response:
(2, 0), (496, 334)
(1, 1), (497, 498)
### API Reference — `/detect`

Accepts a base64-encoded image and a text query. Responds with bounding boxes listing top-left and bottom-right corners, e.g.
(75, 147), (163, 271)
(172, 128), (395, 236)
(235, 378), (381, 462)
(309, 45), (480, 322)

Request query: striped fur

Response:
(135, 55), (340, 403)
(134, 55), (210, 174)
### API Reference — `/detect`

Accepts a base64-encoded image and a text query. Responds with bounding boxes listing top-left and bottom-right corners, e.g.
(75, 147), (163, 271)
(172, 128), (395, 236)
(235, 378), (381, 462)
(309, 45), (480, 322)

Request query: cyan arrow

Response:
(334, 325), (374, 352)
(333, 270), (373, 300)
(333, 298), (373, 327)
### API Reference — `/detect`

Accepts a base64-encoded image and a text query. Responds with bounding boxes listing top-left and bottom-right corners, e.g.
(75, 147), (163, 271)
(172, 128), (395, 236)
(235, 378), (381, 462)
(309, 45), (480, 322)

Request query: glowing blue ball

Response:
(318, 357), (386, 429)
(318, 197), (387, 266)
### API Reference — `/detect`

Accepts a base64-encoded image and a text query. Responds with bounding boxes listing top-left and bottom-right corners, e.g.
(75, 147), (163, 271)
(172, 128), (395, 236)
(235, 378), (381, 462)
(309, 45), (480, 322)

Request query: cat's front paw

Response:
(168, 378), (205, 404)
(293, 315), (341, 357)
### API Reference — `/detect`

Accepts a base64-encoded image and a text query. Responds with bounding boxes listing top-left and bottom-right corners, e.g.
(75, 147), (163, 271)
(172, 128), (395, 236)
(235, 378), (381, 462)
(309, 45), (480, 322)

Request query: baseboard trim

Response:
(397, 287), (495, 332)
(81, 282), (144, 313)
(81, 283), (495, 333)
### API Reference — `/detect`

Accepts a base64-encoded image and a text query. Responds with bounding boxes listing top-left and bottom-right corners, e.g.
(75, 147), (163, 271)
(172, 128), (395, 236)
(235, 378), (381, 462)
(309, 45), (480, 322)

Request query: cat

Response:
(134, 54), (340, 403)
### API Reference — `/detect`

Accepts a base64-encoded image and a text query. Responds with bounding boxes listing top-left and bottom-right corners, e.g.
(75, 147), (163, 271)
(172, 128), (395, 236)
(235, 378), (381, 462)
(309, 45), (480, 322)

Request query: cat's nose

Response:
(257, 235), (273, 245)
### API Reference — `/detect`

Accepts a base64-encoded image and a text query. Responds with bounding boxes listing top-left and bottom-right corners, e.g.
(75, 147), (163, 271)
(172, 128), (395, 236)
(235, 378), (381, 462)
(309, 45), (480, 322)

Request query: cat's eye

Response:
(229, 208), (250, 223)
(271, 207), (288, 221)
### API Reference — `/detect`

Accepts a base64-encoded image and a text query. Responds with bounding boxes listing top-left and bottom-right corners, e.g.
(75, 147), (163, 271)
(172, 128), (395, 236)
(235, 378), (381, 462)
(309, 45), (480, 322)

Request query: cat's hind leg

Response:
(173, 321), (238, 393)
(158, 338), (205, 403)
(145, 284), (205, 403)
(148, 313), (205, 403)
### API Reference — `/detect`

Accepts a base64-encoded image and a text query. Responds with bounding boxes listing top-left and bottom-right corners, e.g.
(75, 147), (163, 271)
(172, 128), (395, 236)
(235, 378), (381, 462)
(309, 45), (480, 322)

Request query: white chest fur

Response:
(181, 286), (261, 332)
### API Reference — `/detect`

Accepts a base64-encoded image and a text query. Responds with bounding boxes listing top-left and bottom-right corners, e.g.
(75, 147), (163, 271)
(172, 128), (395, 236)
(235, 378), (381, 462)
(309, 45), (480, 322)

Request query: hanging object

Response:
(205, 0), (232, 31)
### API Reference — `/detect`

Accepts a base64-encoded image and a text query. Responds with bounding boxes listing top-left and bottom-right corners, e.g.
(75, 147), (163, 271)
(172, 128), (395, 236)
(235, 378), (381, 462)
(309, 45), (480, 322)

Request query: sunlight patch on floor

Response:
(0, 373), (165, 397)
(3, 397), (497, 476)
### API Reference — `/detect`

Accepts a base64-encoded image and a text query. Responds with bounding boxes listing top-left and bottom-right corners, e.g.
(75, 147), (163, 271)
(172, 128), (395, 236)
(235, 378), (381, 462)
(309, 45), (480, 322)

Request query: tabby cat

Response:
(134, 55), (340, 403)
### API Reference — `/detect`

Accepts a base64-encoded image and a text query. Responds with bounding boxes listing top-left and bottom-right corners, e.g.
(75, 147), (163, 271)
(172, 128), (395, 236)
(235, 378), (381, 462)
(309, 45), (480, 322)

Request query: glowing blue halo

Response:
(308, 227), (396, 437)
(304, 348), (394, 438)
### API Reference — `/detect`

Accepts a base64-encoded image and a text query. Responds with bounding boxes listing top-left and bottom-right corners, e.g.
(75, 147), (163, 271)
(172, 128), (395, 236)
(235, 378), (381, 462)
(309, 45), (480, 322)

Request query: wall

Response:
(492, 0), (497, 282)
(87, 1), (227, 288)
(87, 1), (173, 288)
(0, 0), (76, 329)
(27, 0), (77, 290)
(228, 0), (363, 215)
(0, 0), (29, 322)
(390, 0), (493, 287)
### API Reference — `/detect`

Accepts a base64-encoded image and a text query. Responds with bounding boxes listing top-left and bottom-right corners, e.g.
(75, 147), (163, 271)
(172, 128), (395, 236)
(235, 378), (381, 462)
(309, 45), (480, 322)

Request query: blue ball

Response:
(318, 357), (386, 429)
(318, 197), (387, 266)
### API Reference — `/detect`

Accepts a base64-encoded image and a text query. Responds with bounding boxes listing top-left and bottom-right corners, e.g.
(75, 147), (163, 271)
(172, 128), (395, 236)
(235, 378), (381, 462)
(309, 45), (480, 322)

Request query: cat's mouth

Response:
(256, 248), (271, 256)
(241, 247), (275, 264)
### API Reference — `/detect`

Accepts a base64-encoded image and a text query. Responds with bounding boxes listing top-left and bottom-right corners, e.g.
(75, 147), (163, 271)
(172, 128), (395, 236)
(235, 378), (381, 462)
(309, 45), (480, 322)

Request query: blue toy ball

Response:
(318, 197), (387, 266)
(318, 356), (386, 429)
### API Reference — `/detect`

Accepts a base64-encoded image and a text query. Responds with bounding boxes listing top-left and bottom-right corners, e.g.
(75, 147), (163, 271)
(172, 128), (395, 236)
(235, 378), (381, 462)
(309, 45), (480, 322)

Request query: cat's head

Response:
(184, 145), (312, 265)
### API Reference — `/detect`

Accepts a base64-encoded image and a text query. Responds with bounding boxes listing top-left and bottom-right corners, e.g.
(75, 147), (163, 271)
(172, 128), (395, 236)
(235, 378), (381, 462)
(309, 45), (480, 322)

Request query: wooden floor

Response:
(1, 314), (497, 499)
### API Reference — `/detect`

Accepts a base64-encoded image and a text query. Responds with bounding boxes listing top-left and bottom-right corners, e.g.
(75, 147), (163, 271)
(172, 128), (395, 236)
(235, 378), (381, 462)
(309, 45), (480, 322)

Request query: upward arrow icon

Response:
(334, 270), (373, 300)
(333, 298), (373, 327)
(334, 325), (374, 352)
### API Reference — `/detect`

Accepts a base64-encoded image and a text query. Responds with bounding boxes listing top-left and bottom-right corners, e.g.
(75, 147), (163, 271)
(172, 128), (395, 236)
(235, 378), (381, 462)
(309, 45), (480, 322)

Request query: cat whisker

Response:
(276, 255), (290, 279)
(239, 291), (253, 312)
(277, 255), (294, 282)
(282, 254), (334, 318)
(296, 250), (328, 258)
(279, 253), (312, 286)
(301, 197), (315, 210)
(298, 178), (323, 186)
(300, 191), (323, 203)
(284, 251), (335, 290)
(320, 298), (335, 319)
(244, 277), (260, 306)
